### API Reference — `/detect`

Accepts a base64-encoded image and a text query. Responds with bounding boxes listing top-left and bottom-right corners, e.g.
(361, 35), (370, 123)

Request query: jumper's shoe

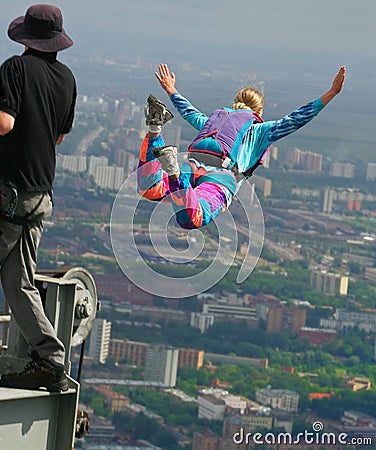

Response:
(0, 359), (68, 392)
(152, 145), (179, 176)
(144, 94), (174, 126)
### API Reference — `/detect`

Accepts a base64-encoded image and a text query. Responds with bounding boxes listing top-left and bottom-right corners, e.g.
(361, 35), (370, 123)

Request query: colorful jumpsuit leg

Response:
(137, 135), (171, 201)
(137, 136), (235, 229)
(168, 161), (234, 229)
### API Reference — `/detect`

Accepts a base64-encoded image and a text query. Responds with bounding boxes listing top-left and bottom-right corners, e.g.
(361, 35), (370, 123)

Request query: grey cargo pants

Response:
(0, 191), (65, 366)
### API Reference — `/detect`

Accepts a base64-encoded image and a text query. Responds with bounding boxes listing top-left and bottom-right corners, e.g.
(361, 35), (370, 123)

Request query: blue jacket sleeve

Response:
(169, 92), (209, 131)
(264, 98), (325, 142)
(237, 98), (325, 173)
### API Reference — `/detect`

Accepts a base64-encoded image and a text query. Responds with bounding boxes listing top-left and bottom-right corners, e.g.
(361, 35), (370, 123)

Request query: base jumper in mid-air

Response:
(137, 64), (346, 229)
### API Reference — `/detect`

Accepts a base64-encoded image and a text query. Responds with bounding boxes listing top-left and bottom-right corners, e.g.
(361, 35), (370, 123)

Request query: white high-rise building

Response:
(330, 162), (355, 178)
(252, 175), (272, 197)
(311, 270), (348, 296)
(57, 154), (87, 173)
(190, 312), (215, 333)
(88, 155), (108, 177)
(94, 165), (124, 190)
(262, 145), (278, 169)
(144, 345), (179, 387)
(321, 188), (335, 213)
(366, 163), (376, 181)
(88, 318), (112, 364)
(289, 148), (322, 173)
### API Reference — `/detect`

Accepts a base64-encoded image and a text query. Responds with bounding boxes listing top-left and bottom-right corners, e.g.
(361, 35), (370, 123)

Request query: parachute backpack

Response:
(188, 107), (266, 178)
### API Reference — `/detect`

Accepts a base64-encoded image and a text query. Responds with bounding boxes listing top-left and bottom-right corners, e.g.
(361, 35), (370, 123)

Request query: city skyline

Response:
(0, 0), (375, 77)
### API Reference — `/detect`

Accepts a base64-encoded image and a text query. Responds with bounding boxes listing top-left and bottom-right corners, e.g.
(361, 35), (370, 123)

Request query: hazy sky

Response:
(0, 2), (373, 168)
(1, 0), (375, 77)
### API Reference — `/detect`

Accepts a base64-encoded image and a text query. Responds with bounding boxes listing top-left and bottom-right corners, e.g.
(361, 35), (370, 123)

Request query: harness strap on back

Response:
(189, 151), (263, 182)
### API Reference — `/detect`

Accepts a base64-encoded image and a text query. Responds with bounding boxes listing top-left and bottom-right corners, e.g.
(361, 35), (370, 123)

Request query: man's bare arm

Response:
(56, 134), (65, 145)
(0, 110), (15, 135)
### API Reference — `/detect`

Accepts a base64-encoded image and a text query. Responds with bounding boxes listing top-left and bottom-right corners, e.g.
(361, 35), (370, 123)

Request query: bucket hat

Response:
(7, 4), (73, 52)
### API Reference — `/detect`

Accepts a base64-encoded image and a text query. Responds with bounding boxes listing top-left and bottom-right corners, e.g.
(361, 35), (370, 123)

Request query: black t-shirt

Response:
(0, 48), (77, 191)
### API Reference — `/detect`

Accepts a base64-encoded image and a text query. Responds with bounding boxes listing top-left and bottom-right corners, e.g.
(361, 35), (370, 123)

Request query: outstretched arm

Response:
(155, 63), (208, 131)
(261, 66), (347, 144)
(320, 66), (346, 106)
(236, 66), (347, 172)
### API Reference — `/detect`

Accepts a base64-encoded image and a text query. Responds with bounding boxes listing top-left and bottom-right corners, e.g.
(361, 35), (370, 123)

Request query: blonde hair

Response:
(232, 87), (264, 114)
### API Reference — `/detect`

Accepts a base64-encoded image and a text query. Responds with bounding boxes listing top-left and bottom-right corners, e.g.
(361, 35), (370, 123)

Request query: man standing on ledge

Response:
(0, 4), (77, 392)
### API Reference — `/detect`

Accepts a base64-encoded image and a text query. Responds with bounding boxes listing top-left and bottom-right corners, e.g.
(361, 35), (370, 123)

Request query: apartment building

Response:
(255, 388), (299, 413)
(144, 345), (179, 387)
(88, 318), (112, 364)
(267, 306), (306, 333)
(311, 270), (349, 295)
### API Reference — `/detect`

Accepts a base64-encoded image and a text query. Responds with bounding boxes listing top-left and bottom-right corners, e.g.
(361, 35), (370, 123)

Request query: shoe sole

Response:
(0, 377), (69, 392)
(49, 378), (69, 392)
(152, 146), (177, 157)
(152, 150), (175, 158)
(146, 95), (173, 125)
(148, 94), (166, 107)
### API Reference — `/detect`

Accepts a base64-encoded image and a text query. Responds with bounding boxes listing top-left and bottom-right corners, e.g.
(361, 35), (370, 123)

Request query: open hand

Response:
(320, 65), (346, 105)
(155, 63), (177, 96)
(330, 66), (346, 95)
